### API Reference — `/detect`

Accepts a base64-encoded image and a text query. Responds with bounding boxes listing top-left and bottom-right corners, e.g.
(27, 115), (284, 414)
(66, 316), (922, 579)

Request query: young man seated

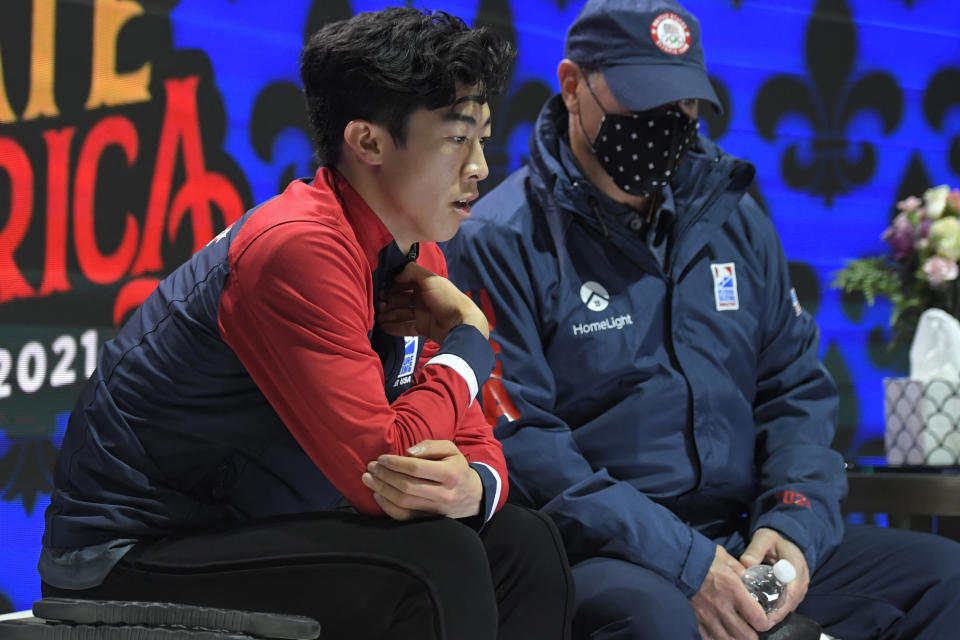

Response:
(38, 8), (572, 639)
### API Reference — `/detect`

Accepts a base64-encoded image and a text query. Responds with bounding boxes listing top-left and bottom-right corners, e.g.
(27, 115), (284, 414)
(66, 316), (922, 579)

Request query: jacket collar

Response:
(312, 166), (400, 273)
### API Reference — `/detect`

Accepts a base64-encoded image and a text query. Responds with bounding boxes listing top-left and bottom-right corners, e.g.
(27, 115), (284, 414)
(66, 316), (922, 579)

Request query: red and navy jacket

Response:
(40, 167), (506, 589)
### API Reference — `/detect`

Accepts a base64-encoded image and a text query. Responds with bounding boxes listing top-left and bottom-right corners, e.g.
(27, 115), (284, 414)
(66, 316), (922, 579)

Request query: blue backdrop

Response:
(1, 0), (958, 613)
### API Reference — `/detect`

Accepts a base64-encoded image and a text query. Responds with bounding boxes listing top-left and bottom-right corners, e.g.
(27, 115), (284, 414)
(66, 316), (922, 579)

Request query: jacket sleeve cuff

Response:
(752, 511), (817, 573)
(678, 528), (717, 598)
(426, 324), (494, 402)
(468, 462), (503, 523)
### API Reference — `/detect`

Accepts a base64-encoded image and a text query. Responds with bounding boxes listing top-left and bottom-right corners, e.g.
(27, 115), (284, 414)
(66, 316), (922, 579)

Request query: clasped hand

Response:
(691, 528), (810, 640)
(361, 439), (483, 520)
(377, 261), (489, 343)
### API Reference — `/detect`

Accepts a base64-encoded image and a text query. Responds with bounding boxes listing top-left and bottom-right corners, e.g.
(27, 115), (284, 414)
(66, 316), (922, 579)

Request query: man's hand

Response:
(377, 262), (489, 343)
(361, 439), (483, 520)
(740, 527), (810, 627)
(691, 545), (770, 640)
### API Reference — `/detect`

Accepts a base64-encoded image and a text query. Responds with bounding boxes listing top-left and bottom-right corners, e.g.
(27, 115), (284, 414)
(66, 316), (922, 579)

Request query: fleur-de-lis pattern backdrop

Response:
(0, 0), (958, 612)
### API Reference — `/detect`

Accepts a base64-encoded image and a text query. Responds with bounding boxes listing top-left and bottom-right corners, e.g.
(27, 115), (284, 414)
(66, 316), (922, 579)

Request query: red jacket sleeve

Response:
(218, 222), (491, 515)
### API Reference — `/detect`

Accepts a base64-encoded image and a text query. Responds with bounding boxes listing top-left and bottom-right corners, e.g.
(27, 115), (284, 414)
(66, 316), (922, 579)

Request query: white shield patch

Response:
(711, 263), (739, 311)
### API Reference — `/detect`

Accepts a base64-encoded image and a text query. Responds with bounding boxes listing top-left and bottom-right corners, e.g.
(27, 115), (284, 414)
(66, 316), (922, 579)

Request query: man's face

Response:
(377, 84), (491, 249)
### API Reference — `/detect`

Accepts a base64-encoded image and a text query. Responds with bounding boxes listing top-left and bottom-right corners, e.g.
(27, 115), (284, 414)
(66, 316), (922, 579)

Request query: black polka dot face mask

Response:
(582, 84), (700, 197)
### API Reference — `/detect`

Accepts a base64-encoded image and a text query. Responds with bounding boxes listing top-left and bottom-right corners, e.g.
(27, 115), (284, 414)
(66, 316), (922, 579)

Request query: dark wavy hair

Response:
(300, 8), (515, 166)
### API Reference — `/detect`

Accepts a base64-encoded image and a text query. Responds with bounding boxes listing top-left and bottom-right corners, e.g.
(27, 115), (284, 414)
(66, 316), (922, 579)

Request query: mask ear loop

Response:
(577, 77), (610, 150)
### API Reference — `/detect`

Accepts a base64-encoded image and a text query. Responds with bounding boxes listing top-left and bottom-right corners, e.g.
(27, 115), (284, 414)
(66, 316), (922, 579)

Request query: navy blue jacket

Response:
(445, 96), (846, 597)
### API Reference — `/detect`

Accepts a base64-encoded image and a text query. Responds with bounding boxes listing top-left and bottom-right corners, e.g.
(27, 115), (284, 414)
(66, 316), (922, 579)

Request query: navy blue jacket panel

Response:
(445, 95), (846, 598)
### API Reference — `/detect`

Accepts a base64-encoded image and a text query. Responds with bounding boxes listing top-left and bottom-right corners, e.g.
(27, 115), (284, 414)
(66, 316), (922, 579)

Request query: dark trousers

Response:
(571, 525), (960, 639)
(42, 504), (573, 640)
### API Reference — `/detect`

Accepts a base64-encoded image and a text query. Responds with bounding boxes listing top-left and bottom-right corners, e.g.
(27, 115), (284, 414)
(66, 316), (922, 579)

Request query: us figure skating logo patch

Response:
(393, 336), (419, 388)
(711, 263), (739, 311)
(399, 336), (418, 377)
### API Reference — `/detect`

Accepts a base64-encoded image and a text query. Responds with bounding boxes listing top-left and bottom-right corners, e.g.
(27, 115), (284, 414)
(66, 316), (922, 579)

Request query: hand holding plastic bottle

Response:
(740, 528), (811, 627)
(741, 559), (797, 613)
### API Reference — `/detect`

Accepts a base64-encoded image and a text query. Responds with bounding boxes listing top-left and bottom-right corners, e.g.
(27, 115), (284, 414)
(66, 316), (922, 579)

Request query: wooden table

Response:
(844, 469), (960, 536)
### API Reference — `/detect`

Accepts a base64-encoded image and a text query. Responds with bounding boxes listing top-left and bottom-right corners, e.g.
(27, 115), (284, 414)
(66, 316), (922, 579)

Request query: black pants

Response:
(42, 505), (573, 640)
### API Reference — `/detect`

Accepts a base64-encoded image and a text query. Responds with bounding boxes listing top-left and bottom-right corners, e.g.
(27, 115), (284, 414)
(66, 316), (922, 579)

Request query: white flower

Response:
(931, 217), (960, 261)
(922, 256), (959, 286)
(924, 185), (951, 219)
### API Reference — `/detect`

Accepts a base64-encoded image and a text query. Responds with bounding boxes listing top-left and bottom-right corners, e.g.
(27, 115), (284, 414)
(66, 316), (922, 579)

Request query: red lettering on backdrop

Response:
(74, 115), (140, 284)
(0, 74), (246, 319)
(38, 127), (75, 296)
(0, 138), (36, 303)
(469, 288), (521, 425)
(132, 76), (243, 275)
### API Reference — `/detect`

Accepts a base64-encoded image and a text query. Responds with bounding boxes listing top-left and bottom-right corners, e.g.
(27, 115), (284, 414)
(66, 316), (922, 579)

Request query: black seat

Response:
(0, 598), (321, 639)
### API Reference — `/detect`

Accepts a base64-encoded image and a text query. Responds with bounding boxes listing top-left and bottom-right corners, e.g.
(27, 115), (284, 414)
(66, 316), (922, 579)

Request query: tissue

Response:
(910, 308), (960, 382)
(884, 308), (960, 465)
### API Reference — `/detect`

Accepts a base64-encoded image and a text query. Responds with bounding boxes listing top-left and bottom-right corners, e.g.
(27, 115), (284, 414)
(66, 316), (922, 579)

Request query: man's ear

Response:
(558, 59), (583, 115)
(342, 120), (386, 166)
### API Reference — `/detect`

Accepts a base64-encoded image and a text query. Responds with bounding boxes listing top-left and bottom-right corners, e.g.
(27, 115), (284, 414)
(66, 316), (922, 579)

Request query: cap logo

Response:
(650, 12), (691, 55)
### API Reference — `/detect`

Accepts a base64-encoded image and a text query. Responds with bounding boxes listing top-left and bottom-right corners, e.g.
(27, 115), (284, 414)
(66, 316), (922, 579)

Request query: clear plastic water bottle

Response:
(741, 559), (797, 614)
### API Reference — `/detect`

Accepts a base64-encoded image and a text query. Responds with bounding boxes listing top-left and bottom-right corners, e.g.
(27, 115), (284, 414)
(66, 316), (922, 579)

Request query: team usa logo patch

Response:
(399, 336), (419, 378)
(711, 263), (739, 311)
(650, 12), (691, 55)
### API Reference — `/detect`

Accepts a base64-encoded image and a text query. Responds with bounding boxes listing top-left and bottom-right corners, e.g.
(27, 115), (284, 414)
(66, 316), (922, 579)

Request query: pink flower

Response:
(922, 256), (959, 286)
(897, 195), (923, 213)
(882, 212), (916, 260)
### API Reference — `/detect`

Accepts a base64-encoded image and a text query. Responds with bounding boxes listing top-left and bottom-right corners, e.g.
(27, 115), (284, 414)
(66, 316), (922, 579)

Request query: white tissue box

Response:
(884, 377), (960, 465)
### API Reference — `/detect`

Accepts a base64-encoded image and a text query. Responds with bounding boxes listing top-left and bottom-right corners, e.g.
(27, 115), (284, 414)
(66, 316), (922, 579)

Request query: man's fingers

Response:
(723, 606), (760, 640)
(737, 589), (771, 632)
(371, 491), (427, 521)
(363, 472), (439, 514)
(378, 320), (419, 337)
(376, 453), (457, 483)
(377, 308), (420, 337)
(741, 529), (775, 566)
(378, 290), (416, 311)
(392, 261), (435, 284)
(377, 305), (416, 324)
(698, 600), (757, 640)
(366, 462), (443, 500)
(405, 439), (460, 459)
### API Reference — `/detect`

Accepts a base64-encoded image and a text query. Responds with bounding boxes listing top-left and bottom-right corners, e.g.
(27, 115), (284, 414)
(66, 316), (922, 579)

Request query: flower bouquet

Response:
(833, 185), (960, 342)
(835, 185), (960, 465)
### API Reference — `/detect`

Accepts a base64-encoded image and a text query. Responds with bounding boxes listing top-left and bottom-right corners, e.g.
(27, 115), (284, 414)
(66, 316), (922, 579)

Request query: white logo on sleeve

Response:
(711, 263), (739, 311)
(393, 336), (419, 387)
(580, 281), (610, 312)
(399, 337), (418, 376)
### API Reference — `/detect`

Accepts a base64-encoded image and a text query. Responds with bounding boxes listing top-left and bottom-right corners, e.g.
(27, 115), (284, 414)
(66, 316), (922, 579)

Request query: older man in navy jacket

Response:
(446, 0), (960, 638)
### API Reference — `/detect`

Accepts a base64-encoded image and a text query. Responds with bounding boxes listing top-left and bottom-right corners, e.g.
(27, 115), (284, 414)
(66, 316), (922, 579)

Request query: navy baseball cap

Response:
(565, 0), (722, 114)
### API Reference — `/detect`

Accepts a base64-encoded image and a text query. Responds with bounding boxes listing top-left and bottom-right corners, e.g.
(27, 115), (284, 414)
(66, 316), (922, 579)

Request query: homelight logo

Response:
(580, 281), (611, 312)
(572, 314), (634, 337)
